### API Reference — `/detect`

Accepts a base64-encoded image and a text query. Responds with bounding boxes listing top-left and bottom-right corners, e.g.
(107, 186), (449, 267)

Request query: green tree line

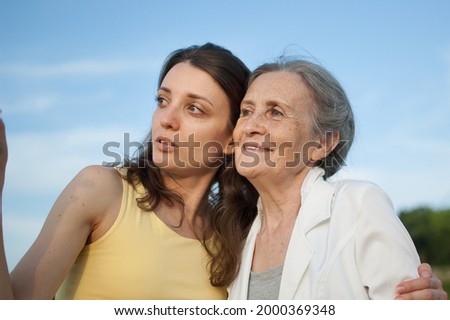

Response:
(399, 207), (450, 265)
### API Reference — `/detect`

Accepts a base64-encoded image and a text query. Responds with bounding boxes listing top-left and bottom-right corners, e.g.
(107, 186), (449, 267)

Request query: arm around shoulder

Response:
(350, 182), (421, 299)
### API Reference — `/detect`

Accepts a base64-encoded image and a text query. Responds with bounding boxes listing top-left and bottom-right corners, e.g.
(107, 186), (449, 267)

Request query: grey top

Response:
(247, 264), (283, 300)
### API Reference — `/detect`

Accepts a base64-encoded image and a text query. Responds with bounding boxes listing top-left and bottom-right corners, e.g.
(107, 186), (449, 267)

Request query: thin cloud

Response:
(0, 58), (160, 78)
(5, 91), (115, 115)
(5, 125), (145, 194)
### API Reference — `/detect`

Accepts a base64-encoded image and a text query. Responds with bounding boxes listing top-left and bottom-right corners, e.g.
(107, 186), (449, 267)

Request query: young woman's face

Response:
(233, 71), (323, 182)
(152, 62), (233, 176)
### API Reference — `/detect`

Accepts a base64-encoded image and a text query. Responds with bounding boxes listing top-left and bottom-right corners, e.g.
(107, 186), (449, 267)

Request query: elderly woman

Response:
(226, 59), (442, 299)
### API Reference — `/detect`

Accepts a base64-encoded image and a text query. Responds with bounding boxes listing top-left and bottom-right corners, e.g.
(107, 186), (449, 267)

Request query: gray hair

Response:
(249, 58), (355, 178)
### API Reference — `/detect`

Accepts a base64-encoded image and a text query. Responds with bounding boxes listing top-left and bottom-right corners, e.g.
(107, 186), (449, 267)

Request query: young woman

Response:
(0, 44), (446, 299)
(0, 43), (250, 299)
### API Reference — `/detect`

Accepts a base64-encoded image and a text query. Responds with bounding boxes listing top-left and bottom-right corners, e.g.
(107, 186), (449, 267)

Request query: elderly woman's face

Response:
(233, 71), (322, 181)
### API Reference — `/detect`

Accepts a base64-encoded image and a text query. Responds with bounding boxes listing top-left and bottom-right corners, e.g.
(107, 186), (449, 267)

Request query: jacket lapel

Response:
(279, 215), (313, 299)
(279, 168), (335, 299)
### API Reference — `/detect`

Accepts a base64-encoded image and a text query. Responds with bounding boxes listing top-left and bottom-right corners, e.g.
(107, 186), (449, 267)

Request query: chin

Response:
(236, 165), (263, 181)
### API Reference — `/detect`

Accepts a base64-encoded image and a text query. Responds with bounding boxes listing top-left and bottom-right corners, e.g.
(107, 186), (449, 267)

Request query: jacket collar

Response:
(298, 167), (334, 233)
(228, 167), (335, 299)
(279, 167), (335, 298)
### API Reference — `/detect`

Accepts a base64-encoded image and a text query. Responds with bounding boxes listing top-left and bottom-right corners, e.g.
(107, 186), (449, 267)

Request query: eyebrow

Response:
(241, 98), (254, 106)
(241, 98), (286, 107)
(158, 86), (215, 107)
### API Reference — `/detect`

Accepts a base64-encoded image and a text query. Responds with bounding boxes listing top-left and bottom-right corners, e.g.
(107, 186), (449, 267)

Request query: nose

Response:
(158, 105), (180, 131)
(242, 112), (267, 136)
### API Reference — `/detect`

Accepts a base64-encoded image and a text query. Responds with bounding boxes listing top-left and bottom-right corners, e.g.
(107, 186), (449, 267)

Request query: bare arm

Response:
(0, 118), (13, 299)
(10, 165), (121, 299)
(0, 213), (12, 299)
(0, 119), (122, 299)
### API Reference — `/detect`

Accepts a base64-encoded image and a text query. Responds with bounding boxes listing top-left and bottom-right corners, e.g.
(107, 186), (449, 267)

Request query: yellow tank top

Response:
(55, 170), (227, 300)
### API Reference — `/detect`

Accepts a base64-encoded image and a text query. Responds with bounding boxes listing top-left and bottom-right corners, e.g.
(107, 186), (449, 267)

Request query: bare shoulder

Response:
(8, 165), (125, 298)
(74, 165), (123, 197)
(69, 165), (124, 225)
(49, 165), (124, 231)
(79, 165), (126, 242)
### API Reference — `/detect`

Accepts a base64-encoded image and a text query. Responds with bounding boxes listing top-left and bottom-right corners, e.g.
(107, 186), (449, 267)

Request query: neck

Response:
(249, 169), (312, 273)
(252, 167), (311, 231)
(161, 170), (216, 216)
(154, 169), (217, 239)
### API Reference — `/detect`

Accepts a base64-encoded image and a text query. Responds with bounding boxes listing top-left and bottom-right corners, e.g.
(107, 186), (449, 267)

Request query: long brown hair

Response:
(209, 161), (258, 286)
(122, 43), (257, 287)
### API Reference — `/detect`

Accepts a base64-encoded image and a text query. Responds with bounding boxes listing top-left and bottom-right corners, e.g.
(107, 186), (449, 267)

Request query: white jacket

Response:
(228, 167), (420, 299)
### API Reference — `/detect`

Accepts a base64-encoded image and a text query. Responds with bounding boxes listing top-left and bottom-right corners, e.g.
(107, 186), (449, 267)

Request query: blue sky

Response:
(1, 0), (449, 269)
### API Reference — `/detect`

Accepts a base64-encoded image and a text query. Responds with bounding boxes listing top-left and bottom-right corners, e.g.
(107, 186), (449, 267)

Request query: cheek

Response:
(212, 120), (233, 144)
(232, 120), (244, 141)
(288, 120), (313, 146)
(197, 125), (232, 152)
(151, 110), (160, 128)
(209, 131), (232, 152)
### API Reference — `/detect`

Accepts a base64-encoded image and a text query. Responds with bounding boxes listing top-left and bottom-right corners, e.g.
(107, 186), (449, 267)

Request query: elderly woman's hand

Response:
(395, 263), (448, 299)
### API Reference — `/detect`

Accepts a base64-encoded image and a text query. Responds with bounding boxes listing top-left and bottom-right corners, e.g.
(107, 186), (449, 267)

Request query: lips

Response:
(241, 142), (273, 152)
(155, 136), (177, 150)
